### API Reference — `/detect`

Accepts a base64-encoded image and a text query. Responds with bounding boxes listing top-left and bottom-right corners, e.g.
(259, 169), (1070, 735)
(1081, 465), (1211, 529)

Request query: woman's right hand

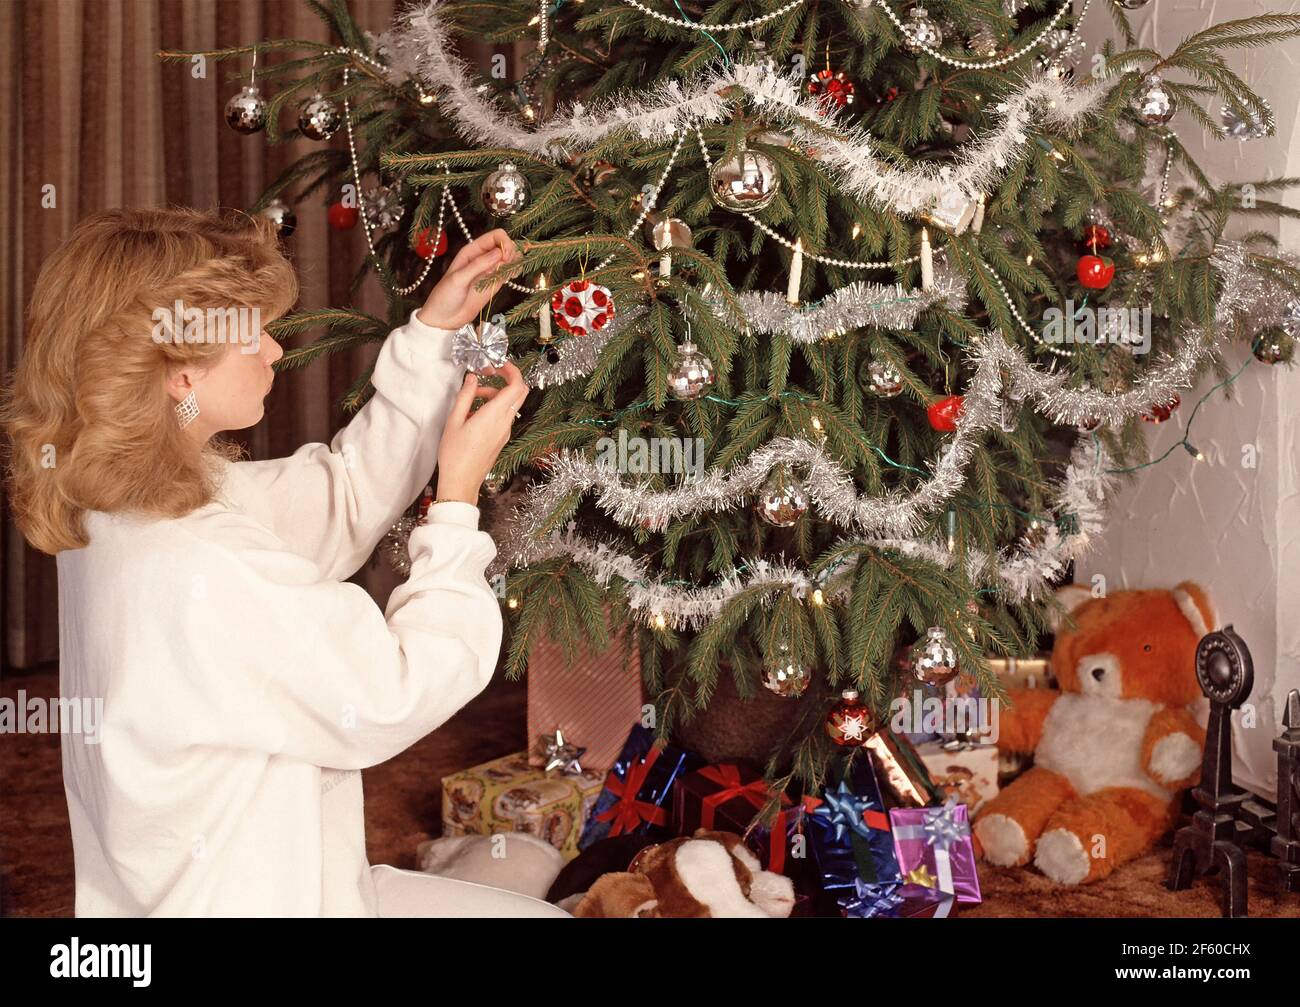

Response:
(435, 360), (529, 506)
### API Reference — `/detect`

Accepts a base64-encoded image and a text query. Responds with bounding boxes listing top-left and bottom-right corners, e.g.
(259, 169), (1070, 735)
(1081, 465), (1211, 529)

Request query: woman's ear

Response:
(165, 367), (200, 405)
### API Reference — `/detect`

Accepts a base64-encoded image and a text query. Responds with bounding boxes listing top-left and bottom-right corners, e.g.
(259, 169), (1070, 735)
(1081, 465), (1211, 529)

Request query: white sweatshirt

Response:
(55, 309), (505, 917)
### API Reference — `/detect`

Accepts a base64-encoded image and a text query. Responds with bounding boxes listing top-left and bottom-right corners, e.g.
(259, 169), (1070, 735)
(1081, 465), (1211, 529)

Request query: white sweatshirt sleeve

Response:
(162, 500), (502, 771)
(233, 309), (462, 582)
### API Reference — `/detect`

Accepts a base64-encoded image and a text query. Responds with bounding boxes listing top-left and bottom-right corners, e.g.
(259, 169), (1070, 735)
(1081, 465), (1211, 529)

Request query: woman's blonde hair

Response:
(1, 206), (298, 554)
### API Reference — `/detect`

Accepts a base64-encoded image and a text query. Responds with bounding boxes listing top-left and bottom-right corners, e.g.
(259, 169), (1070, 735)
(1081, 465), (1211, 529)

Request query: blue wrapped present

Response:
(805, 754), (903, 906)
(578, 724), (701, 850)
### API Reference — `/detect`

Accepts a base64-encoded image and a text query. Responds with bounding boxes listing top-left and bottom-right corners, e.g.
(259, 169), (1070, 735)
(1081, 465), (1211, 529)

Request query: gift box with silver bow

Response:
(888, 797), (982, 903)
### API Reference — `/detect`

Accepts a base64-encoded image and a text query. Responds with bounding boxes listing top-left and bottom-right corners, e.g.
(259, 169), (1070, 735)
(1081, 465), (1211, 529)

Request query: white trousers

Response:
(371, 864), (572, 918)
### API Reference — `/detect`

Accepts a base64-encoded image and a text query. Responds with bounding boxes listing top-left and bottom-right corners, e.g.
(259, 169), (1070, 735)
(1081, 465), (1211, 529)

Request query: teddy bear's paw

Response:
(973, 813), (1029, 866)
(1150, 732), (1201, 786)
(1034, 828), (1092, 885)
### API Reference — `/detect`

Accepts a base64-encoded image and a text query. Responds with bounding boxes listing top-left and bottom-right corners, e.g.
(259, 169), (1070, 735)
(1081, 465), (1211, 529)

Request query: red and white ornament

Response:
(551, 278), (615, 337)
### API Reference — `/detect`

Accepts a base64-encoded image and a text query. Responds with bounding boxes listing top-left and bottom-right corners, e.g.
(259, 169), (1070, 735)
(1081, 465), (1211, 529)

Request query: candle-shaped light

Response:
(920, 228), (934, 291)
(661, 250), (672, 277)
(537, 273), (552, 344)
(972, 194), (986, 234)
(787, 237), (804, 304)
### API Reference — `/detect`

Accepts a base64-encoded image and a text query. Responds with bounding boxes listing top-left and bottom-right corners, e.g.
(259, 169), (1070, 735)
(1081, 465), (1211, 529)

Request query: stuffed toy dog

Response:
(572, 829), (796, 917)
(973, 582), (1212, 884)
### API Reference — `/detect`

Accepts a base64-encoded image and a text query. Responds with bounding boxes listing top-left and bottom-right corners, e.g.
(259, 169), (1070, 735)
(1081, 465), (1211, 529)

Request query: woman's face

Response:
(178, 329), (283, 438)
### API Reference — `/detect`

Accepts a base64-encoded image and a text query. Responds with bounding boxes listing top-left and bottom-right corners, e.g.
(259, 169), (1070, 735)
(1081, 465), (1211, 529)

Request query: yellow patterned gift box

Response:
(440, 752), (605, 860)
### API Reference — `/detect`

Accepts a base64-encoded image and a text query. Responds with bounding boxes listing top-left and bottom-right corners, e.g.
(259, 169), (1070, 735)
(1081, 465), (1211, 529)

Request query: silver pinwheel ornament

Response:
(451, 318), (509, 375)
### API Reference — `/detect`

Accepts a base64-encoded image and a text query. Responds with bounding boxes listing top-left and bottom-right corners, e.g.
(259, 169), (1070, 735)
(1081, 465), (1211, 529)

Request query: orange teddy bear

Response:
(973, 582), (1212, 885)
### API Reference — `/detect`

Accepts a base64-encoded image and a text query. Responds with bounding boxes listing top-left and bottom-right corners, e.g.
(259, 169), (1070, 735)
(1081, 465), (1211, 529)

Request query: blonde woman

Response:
(1, 207), (567, 918)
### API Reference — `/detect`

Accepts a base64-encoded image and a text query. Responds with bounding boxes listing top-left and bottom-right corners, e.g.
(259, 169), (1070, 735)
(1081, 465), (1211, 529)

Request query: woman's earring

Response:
(175, 390), (199, 429)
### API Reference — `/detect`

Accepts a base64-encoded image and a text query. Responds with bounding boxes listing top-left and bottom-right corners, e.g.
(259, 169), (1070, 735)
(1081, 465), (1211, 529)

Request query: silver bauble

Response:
(482, 162), (530, 216)
(1253, 327), (1294, 365)
(902, 6), (944, 52)
(482, 468), (506, 496)
(1221, 102), (1272, 140)
(744, 38), (778, 77)
(908, 627), (960, 687)
(1281, 298), (1300, 337)
(756, 471), (808, 527)
(298, 93), (341, 140)
(864, 358), (905, 397)
(1132, 74), (1176, 126)
(259, 198), (296, 238)
(967, 27), (999, 60)
(708, 145), (781, 212)
(225, 85), (268, 134)
(763, 644), (811, 698)
(667, 341), (715, 400)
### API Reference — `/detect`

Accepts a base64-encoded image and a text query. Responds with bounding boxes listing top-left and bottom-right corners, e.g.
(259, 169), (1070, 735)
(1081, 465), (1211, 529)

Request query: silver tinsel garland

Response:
(708, 265), (967, 342)
(513, 244), (1267, 542)
(527, 271), (964, 389)
(487, 438), (1113, 629)
(388, 2), (1104, 218)
(487, 242), (1295, 629)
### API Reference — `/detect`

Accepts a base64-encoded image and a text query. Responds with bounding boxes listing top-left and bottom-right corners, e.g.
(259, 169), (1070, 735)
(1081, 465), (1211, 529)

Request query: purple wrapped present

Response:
(888, 797), (982, 904)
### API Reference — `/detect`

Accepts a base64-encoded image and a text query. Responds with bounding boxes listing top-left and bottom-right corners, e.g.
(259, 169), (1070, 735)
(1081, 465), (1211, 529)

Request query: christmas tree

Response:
(170, 0), (1300, 795)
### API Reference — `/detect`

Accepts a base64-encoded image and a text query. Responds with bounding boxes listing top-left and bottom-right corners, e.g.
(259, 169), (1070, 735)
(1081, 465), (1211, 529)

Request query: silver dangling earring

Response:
(175, 390), (199, 429)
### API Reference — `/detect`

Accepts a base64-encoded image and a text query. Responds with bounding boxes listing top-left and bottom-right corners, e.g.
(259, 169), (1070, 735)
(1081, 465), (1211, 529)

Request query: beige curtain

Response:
(2, 0), (496, 669)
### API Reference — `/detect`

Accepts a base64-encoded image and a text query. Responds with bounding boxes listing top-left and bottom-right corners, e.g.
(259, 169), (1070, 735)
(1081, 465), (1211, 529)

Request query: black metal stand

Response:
(1272, 690), (1300, 894)
(1167, 625), (1254, 918)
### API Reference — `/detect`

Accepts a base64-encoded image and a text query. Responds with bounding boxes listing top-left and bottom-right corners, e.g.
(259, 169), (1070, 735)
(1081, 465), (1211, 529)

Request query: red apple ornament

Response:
(414, 227), (449, 259)
(1077, 254), (1116, 290)
(927, 395), (964, 432)
(328, 201), (358, 230)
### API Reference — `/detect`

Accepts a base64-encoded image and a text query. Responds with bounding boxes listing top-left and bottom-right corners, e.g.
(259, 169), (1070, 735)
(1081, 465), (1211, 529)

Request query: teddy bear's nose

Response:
(1091, 666), (1106, 681)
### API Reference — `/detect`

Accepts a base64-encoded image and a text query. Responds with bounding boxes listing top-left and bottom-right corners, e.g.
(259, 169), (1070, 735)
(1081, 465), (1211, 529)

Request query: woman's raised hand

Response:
(416, 229), (521, 332)
(434, 361), (530, 506)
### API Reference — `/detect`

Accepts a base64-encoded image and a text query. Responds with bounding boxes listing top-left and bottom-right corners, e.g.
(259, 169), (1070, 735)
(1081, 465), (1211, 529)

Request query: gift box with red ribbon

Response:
(670, 762), (802, 873)
(577, 724), (702, 850)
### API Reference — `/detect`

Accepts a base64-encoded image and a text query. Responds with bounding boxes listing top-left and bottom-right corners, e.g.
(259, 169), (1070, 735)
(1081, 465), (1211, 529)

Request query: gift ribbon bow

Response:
(813, 780), (890, 844)
(594, 744), (667, 836)
(698, 764), (785, 827)
(892, 797), (965, 895)
(840, 880), (905, 918)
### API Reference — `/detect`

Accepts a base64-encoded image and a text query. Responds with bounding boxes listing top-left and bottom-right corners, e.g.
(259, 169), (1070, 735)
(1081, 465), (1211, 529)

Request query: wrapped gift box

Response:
(578, 724), (702, 850)
(889, 799), (982, 904)
(914, 741), (999, 813)
(440, 751), (604, 861)
(988, 655), (1056, 782)
(671, 762), (802, 873)
(527, 609), (645, 774)
(805, 755), (903, 910)
(987, 655), (1055, 690)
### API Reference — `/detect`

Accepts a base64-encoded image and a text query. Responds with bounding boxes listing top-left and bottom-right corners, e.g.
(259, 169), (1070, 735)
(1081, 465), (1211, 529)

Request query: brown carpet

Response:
(2, 664), (1296, 918)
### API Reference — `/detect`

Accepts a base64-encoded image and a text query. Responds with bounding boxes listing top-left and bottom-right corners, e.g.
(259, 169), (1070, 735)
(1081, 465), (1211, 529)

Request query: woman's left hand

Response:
(416, 229), (521, 331)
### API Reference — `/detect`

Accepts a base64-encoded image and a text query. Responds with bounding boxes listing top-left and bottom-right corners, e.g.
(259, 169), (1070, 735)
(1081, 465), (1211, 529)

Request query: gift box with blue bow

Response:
(804, 754), (904, 911)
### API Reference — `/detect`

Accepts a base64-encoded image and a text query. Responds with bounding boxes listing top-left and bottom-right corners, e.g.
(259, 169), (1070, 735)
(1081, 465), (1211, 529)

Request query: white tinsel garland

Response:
(388, 1), (1106, 217)
(487, 438), (1113, 629)
(527, 268), (964, 389)
(515, 243), (1267, 540)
